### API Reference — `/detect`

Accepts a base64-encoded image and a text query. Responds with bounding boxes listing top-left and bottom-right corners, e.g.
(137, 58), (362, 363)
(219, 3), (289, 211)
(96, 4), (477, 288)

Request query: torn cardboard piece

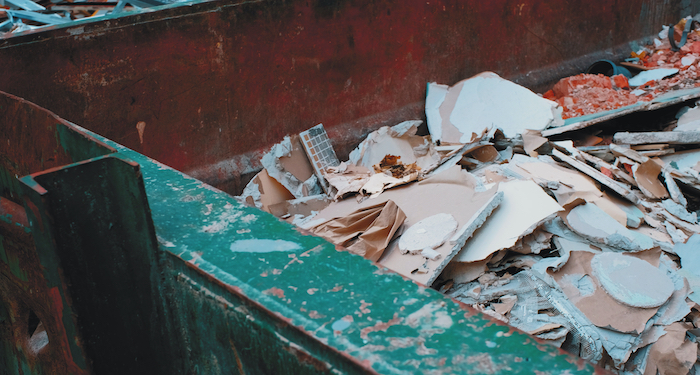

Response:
(632, 159), (670, 199)
(348, 120), (440, 173)
(643, 322), (697, 375)
(310, 166), (502, 285)
(309, 200), (406, 262)
(261, 135), (322, 198)
(454, 179), (563, 263)
(425, 72), (563, 143)
(240, 169), (295, 213)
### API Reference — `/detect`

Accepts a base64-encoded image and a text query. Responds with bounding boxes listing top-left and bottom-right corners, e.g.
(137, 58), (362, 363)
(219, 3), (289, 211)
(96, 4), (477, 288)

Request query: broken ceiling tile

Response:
(454, 179), (563, 263)
(425, 72), (563, 143)
(299, 124), (340, 193)
(565, 202), (654, 251)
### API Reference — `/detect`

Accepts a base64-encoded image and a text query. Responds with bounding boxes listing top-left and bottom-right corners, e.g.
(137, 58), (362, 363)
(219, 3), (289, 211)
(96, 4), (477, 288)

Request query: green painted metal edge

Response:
(66, 122), (601, 374)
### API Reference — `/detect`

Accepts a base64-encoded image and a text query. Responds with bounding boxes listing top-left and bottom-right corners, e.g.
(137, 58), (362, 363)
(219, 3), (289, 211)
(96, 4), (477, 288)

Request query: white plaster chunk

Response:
(425, 72), (563, 142)
(566, 203), (654, 251)
(591, 252), (674, 308)
(421, 247), (442, 260)
(398, 213), (458, 253)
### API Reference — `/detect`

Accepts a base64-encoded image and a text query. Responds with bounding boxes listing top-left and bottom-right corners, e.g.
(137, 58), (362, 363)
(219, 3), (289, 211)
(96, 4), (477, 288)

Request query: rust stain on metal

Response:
(359, 313), (401, 340)
(283, 342), (332, 372)
(264, 287), (285, 298)
(229, 338), (247, 375)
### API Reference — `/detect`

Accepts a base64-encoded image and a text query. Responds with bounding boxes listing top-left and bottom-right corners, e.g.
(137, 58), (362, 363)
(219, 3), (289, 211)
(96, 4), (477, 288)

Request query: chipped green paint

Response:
(54, 123), (113, 164)
(78, 129), (599, 374)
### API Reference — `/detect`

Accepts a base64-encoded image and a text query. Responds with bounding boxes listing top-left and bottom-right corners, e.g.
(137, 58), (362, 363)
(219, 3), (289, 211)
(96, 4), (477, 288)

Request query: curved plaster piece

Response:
(398, 213), (458, 253)
(591, 252), (674, 308)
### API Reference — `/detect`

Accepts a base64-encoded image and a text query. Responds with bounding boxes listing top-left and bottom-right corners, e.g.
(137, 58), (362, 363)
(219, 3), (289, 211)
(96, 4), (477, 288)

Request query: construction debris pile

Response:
(239, 18), (700, 375)
(0, 0), (170, 37)
(545, 16), (700, 120)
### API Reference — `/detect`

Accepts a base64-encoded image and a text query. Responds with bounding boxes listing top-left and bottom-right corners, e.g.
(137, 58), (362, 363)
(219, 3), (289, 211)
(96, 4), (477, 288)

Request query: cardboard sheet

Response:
(310, 200), (406, 262)
(425, 72), (563, 142)
(643, 322), (697, 375)
(311, 166), (502, 285)
(455, 179), (563, 263)
(551, 250), (661, 334)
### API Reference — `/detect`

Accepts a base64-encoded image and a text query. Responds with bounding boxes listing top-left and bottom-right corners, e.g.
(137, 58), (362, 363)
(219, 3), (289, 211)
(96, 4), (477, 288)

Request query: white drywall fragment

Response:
(399, 213), (458, 253)
(566, 203), (654, 251)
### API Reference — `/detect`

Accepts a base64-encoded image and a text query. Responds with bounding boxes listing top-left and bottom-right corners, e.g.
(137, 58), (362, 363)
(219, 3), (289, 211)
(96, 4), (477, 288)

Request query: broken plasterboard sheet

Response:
(398, 213), (458, 254)
(268, 194), (331, 218)
(347, 120), (440, 173)
(550, 251), (661, 334)
(241, 169), (295, 212)
(323, 163), (372, 200)
(661, 199), (697, 223)
(360, 172), (417, 198)
(261, 135), (321, 198)
(454, 179), (563, 263)
(522, 130), (548, 157)
(674, 234), (700, 304)
(591, 252), (674, 308)
(299, 124), (340, 192)
(425, 72), (563, 142)
(675, 105), (700, 132)
(310, 166), (502, 285)
(310, 200), (406, 262)
(628, 68), (679, 87)
(659, 148), (700, 170)
(565, 203), (654, 251)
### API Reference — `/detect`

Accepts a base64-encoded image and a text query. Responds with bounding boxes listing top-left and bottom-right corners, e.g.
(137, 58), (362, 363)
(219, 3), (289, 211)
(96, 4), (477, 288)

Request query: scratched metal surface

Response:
(0, 0), (696, 195)
(87, 124), (603, 373)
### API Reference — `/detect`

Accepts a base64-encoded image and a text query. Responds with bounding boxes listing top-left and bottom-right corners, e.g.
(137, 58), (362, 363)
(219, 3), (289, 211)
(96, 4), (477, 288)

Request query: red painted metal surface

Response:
(0, 0), (695, 194)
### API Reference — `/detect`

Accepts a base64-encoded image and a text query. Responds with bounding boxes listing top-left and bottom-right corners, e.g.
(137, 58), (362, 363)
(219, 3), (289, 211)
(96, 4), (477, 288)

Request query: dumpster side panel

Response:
(0, 0), (695, 194)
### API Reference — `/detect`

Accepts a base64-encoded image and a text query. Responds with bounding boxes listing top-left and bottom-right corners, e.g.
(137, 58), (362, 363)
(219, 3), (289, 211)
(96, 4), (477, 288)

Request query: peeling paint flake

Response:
(230, 239), (301, 253)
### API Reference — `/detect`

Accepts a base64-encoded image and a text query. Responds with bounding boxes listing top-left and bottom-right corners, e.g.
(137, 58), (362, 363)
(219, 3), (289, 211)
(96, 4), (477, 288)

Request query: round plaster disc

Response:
(591, 252), (673, 308)
(398, 213), (458, 253)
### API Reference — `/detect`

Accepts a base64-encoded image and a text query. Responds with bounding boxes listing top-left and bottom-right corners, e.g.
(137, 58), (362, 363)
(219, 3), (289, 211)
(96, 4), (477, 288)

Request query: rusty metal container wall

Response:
(0, 0), (696, 194)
